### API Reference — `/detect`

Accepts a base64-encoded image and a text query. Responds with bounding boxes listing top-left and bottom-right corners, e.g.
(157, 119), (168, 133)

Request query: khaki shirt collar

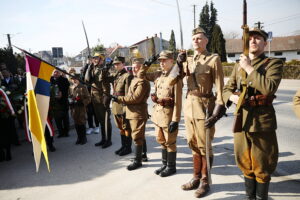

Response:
(251, 53), (266, 67)
(193, 50), (209, 61)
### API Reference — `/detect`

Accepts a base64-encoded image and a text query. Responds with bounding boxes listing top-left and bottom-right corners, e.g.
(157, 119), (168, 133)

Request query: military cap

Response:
(131, 57), (145, 64)
(249, 28), (268, 41)
(113, 56), (125, 64)
(158, 50), (174, 60)
(93, 52), (105, 60)
(192, 26), (206, 36)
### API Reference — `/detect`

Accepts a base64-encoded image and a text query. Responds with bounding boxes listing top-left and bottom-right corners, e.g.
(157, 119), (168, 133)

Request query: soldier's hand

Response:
(204, 104), (226, 128)
(177, 50), (187, 65)
(144, 54), (158, 67)
(111, 95), (118, 102)
(168, 121), (179, 133)
(239, 54), (254, 75)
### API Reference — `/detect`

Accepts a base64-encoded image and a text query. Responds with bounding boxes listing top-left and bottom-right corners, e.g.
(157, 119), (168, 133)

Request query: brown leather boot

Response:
(194, 156), (210, 198)
(181, 154), (202, 190)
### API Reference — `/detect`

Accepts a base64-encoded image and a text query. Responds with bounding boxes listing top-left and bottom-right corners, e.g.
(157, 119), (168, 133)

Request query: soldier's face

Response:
(71, 78), (79, 85)
(114, 63), (124, 71)
(192, 33), (208, 52)
(132, 63), (141, 76)
(159, 58), (173, 72)
(53, 70), (60, 78)
(249, 34), (267, 56)
(92, 57), (103, 66)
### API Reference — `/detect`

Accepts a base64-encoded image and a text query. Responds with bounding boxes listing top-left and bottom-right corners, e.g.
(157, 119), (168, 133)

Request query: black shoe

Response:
(102, 141), (112, 149)
(76, 140), (81, 145)
(80, 140), (87, 145)
(119, 147), (132, 156)
(160, 167), (176, 177)
(142, 153), (148, 162)
(95, 140), (106, 146)
(49, 146), (56, 152)
(5, 153), (12, 161)
(115, 146), (124, 155)
(127, 161), (142, 171)
(154, 165), (167, 175)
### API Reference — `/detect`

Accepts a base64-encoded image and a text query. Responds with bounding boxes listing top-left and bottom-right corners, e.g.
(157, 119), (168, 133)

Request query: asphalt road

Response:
(0, 79), (299, 200)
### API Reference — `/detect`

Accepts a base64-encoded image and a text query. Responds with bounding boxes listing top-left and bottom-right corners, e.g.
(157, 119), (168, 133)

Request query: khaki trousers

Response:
(113, 114), (131, 136)
(129, 119), (147, 146)
(155, 125), (178, 152)
(184, 115), (215, 156)
(234, 131), (278, 183)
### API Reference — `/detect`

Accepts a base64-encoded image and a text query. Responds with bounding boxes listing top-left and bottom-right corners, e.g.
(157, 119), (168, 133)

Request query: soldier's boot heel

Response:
(119, 136), (132, 156)
(194, 178), (210, 198)
(115, 135), (126, 155)
(127, 145), (142, 171)
(154, 149), (167, 175)
(245, 177), (256, 200)
(160, 152), (176, 177)
(181, 178), (200, 190)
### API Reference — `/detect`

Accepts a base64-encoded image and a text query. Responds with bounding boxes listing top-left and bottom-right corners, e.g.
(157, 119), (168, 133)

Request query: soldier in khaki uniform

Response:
(111, 56), (133, 156)
(69, 76), (91, 145)
(139, 50), (183, 177)
(177, 27), (226, 198)
(293, 90), (300, 119)
(85, 52), (112, 148)
(223, 28), (284, 200)
(112, 58), (150, 171)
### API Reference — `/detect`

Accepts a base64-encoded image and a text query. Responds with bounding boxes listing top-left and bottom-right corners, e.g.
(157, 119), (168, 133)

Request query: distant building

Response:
(129, 33), (170, 60)
(34, 51), (53, 64)
(226, 35), (300, 63)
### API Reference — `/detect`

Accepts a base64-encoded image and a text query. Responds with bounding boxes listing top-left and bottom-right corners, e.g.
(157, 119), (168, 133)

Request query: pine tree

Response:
(199, 2), (210, 35)
(169, 30), (176, 54)
(210, 24), (227, 62)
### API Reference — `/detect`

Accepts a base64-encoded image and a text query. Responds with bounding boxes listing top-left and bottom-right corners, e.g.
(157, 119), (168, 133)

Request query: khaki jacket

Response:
(141, 66), (183, 127)
(293, 89), (300, 119)
(118, 77), (150, 120)
(70, 83), (91, 125)
(112, 69), (133, 115)
(90, 65), (111, 104)
(182, 50), (224, 119)
(223, 54), (283, 132)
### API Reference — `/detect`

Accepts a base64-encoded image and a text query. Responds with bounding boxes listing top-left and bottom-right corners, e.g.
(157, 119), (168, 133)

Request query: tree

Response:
(198, 1), (227, 61)
(169, 30), (176, 54)
(0, 48), (20, 73)
(199, 2), (210, 35)
(210, 24), (227, 62)
(92, 44), (105, 54)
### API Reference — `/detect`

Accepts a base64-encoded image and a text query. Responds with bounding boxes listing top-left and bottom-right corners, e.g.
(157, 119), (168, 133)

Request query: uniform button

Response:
(249, 81), (252, 85)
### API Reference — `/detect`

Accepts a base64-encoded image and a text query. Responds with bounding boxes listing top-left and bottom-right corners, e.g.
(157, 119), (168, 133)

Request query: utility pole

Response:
(176, 0), (184, 49)
(255, 21), (264, 29)
(6, 34), (13, 53)
(192, 4), (196, 28)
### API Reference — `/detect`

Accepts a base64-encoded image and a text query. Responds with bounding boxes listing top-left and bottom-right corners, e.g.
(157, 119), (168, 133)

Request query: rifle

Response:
(82, 20), (91, 58)
(232, 0), (249, 133)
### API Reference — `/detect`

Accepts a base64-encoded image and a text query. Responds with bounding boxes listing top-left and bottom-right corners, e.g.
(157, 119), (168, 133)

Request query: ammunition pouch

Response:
(246, 95), (275, 107)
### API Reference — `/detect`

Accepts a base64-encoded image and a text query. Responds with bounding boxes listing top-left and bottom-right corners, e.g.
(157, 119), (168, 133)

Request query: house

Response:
(129, 33), (170, 60)
(226, 35), (300, 63)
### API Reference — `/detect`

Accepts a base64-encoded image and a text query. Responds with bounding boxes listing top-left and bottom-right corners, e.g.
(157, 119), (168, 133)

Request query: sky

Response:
(1, 0), (300, 57)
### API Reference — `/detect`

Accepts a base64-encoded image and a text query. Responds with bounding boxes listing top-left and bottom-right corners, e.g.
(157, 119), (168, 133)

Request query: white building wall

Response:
(226, 50), (300, 63)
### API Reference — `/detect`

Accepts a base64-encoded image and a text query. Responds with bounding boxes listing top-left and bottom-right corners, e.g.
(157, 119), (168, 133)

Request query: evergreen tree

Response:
(199, 2), (210, 35)
(210, 24), (227, 62)
(169, 30), (176, 54)
(92, 44), (105, 54)
(209, 1), (217, 33)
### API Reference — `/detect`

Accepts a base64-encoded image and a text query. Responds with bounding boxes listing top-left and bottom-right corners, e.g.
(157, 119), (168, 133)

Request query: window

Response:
(274, 52), (283, 56)
(297, 51), (300, 55)
(228, 53), (235, 57)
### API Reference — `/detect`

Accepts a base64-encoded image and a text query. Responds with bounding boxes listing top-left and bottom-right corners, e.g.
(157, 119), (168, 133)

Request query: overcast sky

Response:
(1, 0), (299, 56)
